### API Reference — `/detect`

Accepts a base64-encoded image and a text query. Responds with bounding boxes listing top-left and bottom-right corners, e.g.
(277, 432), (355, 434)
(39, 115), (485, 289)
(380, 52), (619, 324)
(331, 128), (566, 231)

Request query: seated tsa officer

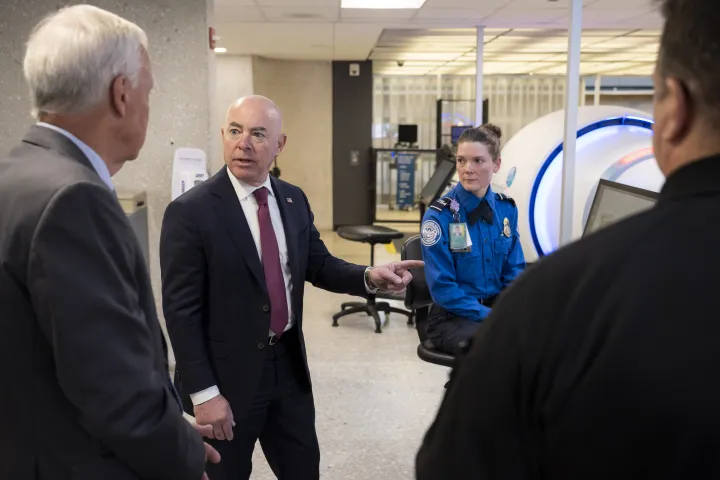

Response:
(420, 124), (526, 354)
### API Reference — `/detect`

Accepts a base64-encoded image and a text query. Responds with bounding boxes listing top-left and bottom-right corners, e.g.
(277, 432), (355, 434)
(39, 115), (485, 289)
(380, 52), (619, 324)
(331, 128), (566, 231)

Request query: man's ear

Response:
(662, 77), (692, 143)
(110, 75), (130, 117)
(276, 134), (287, 154)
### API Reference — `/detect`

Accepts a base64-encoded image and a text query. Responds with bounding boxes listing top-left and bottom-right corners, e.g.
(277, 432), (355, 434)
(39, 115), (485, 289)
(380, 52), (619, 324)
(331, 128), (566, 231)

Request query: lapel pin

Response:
(286, 198), (293, 203)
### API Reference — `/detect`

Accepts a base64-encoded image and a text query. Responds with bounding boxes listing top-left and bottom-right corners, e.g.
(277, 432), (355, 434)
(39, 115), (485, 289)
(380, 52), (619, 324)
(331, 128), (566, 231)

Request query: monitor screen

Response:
(583, 179), (659, 236)
(451, 125), (473, 144)
(398, 124), (418, 144)
(421, 158), (456, 206)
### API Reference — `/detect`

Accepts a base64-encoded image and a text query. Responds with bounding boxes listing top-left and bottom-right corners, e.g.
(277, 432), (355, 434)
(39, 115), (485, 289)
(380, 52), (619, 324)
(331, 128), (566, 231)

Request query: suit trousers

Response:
(205, 329), (320, 480)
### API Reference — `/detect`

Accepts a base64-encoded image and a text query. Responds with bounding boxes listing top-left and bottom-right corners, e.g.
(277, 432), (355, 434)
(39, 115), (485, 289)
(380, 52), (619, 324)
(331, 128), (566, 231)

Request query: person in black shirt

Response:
(416, 0), (720, 478)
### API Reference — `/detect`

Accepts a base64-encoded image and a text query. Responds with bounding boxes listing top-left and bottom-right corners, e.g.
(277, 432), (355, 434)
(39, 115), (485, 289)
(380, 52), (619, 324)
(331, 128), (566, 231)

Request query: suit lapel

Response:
(271, 177), (300, 300)
(210, 168), (267, 293)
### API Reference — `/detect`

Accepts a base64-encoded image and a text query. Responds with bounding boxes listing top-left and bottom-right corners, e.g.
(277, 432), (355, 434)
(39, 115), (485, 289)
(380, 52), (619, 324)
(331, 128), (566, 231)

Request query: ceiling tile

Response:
(334, 24), (383, 59)
(582, 9), (653, 22)
(215, 22), (334, 57)
(422, 0), (507, 7)
(506, 0), (580, 8)
(341, 8), (418, 20)
(261, 6), (340, 21)
(213, 5), (265, 23)
(485, 7), (569, 22)
(413, 7), (496, 20)
(215, 0), (257, 7)
(584, 0), (656, 8)
(257, 0), (340, 5)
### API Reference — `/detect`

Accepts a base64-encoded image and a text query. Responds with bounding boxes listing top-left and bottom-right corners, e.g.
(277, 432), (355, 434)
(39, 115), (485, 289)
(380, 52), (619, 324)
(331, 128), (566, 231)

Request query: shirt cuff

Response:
(190, 385), (220, 406)
(364, 266), (378, 294)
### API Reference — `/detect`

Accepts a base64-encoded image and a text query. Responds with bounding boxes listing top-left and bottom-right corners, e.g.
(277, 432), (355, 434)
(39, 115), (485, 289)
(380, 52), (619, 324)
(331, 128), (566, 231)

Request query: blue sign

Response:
(396, 153), (416, 209)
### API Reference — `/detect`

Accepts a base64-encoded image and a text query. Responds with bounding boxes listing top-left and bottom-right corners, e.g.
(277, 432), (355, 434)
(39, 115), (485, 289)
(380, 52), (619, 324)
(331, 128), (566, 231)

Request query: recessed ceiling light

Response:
(341, 0), (426, 9)
(214, 47), (227, 53)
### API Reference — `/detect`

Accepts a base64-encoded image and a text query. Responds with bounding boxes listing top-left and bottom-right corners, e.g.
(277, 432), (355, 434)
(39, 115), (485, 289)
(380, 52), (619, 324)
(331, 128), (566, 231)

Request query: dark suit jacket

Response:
(160, 166), (367, 416)
(0, 126), (205, 480)
(416, 155), (720, 479)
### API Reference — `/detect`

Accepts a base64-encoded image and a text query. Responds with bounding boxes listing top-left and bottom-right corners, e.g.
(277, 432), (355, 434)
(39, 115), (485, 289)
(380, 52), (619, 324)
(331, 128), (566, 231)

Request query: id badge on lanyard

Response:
(448, 198), (472, 252)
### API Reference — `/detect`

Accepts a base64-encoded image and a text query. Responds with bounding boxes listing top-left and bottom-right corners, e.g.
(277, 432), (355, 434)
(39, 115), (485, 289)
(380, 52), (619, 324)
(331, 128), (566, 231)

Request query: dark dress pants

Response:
(205, 329), (320, 480)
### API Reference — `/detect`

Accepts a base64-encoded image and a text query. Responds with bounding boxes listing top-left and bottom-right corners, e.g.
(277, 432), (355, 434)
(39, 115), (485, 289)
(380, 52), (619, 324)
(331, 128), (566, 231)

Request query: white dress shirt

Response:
(190, 169), (295, 406)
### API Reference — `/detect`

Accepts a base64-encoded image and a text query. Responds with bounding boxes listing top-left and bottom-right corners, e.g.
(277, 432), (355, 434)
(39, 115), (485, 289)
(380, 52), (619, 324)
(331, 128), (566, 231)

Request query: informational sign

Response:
(395, 152), (417, 209)
(171, 147), (208, 201)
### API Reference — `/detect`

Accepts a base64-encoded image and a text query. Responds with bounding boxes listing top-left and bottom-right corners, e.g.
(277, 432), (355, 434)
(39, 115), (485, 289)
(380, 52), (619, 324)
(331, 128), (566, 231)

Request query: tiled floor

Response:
(247, 230), (450, 479)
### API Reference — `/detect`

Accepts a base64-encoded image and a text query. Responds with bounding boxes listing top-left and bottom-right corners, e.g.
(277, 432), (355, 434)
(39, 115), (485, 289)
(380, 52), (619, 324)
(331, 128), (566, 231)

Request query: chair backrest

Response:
(401, 235), (433, 310)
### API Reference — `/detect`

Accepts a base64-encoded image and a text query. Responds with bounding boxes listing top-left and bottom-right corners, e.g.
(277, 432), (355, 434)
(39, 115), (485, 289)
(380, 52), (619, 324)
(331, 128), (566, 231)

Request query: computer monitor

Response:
(583, 179), (659, 237)
(451, 125), (473, 144)
(420, 157), (456, 206)
(398, 124), (418, 144)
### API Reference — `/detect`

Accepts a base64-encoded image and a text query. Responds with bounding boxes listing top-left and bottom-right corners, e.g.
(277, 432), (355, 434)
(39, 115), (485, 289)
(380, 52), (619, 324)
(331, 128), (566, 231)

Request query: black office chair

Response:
(400, 235), (455, 368)
(332, 225), (414, 333)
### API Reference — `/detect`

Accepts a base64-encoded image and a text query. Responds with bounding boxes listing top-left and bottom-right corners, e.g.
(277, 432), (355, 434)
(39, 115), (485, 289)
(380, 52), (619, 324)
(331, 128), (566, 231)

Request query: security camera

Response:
(397, 60), (405, 67)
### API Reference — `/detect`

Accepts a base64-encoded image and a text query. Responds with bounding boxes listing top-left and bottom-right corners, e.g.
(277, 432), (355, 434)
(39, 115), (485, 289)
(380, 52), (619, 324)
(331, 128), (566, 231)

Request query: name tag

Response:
(449, 223), (472, 252)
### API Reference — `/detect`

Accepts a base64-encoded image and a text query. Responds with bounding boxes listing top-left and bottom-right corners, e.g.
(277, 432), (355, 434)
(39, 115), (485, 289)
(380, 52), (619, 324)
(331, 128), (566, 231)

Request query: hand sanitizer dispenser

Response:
(171, 147), (208, 201)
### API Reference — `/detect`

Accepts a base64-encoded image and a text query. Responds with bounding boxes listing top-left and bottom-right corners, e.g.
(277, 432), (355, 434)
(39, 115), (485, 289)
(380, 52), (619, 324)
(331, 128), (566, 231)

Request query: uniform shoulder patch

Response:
(421, 219), (442, 247)
(429, 196), (452, 212)
(495, 192), (516, 207)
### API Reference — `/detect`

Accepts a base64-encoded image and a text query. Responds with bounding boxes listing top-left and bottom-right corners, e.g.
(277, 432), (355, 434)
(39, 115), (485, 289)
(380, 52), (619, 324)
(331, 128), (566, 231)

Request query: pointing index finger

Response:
(397, 260), (424, 270)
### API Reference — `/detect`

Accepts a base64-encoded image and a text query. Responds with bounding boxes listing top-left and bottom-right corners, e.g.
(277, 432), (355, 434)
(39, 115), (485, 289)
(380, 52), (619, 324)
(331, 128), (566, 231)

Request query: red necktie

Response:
(253, 187), (289, 337)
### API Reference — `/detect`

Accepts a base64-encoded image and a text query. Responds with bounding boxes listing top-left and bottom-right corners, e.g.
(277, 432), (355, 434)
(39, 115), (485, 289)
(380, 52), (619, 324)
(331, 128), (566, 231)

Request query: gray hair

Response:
(23, 4), (148, 119)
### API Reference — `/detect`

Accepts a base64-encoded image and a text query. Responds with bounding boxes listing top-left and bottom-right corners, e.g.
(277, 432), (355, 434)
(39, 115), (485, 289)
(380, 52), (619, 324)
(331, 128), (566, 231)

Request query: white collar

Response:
(226, 167), (273, 201)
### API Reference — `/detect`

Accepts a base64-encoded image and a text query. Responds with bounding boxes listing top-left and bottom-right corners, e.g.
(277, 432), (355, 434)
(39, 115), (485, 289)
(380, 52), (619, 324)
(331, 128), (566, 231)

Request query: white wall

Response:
(213, 55), (254, 173)
(252, 57), (334, 230)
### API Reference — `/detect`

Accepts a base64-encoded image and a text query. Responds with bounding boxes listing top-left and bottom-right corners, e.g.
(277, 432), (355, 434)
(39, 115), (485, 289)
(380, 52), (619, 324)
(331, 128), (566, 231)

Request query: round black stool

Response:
(332, 225), (414, 333)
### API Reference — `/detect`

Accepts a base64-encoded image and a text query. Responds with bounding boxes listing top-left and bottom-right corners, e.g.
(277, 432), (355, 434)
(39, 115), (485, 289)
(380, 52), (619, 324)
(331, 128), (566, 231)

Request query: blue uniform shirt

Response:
(421, 184), (526, 321)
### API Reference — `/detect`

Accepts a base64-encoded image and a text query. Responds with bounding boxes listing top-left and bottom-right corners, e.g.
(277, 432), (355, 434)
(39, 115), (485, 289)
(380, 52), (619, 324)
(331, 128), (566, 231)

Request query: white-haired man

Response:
(0, 5), (217, 479)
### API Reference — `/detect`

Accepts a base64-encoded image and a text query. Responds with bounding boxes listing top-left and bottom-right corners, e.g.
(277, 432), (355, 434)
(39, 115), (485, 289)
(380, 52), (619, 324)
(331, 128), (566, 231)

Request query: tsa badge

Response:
(450, 198), (460, 213)
(502, 217), (511, 238)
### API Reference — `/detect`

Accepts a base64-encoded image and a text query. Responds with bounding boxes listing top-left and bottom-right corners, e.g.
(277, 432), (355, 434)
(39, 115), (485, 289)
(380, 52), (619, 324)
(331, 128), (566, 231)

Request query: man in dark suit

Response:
(0, 5), (216, 479)
(160, 94), (423, 479)
(416, 0), (720, 478)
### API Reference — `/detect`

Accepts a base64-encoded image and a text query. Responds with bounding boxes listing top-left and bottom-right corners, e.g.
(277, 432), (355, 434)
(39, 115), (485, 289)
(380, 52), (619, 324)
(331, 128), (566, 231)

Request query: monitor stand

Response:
(418, 148), (456, 220)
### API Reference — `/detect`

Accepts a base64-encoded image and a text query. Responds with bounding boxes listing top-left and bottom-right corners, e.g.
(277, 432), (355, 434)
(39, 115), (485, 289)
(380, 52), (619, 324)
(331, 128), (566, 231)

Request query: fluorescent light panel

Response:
(214, 47), (227, 53)
(341, 0), (426, 9)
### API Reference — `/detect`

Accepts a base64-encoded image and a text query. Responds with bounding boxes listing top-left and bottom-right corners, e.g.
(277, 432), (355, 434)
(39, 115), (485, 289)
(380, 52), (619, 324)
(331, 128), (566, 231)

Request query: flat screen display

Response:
(451, 125), (473, 143)
(583, 179), (659, 236)
(421, 158), (456, 206)
(398, 124), (418, 144)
